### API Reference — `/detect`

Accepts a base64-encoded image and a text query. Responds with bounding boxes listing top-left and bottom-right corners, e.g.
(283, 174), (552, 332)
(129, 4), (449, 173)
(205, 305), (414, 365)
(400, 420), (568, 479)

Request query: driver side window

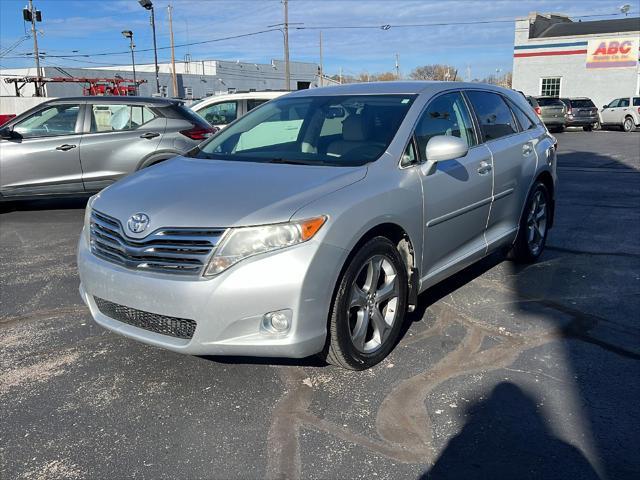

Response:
(414, 92), (476, 161)
(13, 104), (80, 138)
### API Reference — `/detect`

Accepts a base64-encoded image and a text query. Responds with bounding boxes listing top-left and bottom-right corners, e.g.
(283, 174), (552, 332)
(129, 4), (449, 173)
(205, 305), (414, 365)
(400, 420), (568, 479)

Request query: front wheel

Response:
(509, 182), (551, 263)
(623, 117), (635, 132)
(324, 237), (408, 370)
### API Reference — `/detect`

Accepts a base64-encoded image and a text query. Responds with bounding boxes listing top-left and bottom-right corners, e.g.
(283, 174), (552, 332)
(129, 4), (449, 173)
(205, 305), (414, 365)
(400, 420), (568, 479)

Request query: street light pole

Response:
(122, 30), (137, 95)
(139, 0), (160, 95)
(283, 0), (290, 91)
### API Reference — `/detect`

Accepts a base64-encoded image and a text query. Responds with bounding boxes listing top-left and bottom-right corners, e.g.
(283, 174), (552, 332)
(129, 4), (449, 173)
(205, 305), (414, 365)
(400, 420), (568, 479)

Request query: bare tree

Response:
(409, 64), (458, 81)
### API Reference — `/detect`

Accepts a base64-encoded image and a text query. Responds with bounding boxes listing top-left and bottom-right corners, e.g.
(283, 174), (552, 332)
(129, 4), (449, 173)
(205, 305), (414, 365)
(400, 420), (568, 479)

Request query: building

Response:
(0, 58), (323, 99)
(512, 13), (640, 108)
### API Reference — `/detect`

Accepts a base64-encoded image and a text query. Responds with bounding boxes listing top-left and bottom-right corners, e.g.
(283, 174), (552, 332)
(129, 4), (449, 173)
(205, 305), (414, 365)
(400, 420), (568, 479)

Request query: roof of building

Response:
(535, 17), (640, 38)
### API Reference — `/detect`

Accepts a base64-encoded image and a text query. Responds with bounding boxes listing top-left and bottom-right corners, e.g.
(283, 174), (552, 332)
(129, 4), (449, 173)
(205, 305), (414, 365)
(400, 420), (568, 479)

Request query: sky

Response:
(0, 0), (635, 80)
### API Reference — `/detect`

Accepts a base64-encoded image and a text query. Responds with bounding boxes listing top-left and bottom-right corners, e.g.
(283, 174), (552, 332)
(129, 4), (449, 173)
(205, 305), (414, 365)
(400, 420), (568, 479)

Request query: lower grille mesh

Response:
(94, 297), (196, 339)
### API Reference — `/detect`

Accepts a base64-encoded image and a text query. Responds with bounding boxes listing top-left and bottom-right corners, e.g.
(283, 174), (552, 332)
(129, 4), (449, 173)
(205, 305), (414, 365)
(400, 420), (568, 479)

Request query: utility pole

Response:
(168, 4), (178, 97)
(25, 0), (43, 96)
(283, 0), (290, 91)
(339, 67), (342, 84)
(319, 31), (323, 87)
(395, 53), (400, 80)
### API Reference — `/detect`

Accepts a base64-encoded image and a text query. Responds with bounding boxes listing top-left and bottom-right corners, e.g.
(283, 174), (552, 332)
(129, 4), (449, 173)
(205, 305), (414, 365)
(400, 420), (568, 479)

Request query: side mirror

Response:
(426, 135), (469, 163)
(602, 105), (608, 109)
(0, 127), (20, 140)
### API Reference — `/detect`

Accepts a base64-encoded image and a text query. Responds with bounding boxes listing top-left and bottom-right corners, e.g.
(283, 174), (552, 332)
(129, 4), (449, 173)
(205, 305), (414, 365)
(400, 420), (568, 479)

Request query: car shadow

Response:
(0, 196), (90, 213)
(421, 382), (600, 480)
(420, 144), (640, 479)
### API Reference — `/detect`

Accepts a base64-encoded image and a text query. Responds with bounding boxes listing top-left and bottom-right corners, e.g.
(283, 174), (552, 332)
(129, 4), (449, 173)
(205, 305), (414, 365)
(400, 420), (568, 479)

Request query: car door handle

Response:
(477, 161), (492, 175)
(522, 143), (533, 156)
(140, 132), (160, 139)
(56, 144), (77, 151)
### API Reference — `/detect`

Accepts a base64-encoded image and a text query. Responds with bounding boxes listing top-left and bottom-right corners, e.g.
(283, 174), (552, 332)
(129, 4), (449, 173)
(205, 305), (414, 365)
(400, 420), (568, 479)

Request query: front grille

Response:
(94, 297), (196, 339)
(90, 210), (225, 275)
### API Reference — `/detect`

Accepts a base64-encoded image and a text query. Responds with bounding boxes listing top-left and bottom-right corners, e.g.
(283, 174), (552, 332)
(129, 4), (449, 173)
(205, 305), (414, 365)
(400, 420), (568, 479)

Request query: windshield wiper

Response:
(266, 158), (316, 165)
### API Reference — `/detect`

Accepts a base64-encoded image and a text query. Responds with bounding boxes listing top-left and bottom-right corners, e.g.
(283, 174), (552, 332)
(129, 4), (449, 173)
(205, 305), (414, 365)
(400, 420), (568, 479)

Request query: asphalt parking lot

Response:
(1, 129), (639, 480)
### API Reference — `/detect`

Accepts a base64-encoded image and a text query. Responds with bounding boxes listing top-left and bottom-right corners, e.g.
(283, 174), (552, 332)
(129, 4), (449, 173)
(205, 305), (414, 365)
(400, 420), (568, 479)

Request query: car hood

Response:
(93, 156), (367, 233)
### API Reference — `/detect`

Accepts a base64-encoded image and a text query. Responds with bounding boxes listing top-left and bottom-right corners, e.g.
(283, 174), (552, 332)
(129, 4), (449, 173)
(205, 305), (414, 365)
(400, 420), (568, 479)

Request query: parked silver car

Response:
(77, 82), (557, 370)
(0, 96), (215, 200)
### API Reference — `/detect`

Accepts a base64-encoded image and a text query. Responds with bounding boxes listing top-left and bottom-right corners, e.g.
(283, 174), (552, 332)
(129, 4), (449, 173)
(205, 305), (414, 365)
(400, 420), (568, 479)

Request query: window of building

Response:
(465, 91), (518, 141)
(540, 78), (561, 97)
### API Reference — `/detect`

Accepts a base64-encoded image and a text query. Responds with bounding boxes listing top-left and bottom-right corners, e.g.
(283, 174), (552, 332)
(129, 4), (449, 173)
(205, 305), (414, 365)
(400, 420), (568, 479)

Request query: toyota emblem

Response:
(127, 213), (150, 234)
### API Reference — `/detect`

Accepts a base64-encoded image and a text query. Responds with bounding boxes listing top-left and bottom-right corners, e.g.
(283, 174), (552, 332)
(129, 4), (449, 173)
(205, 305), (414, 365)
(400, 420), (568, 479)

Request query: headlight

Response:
(83, 194), (99, 243)
(204, 216), (326, 276)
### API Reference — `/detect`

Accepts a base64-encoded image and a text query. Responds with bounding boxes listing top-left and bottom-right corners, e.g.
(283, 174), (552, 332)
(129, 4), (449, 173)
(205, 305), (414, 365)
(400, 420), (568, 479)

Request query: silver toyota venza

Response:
(78, 82), (557, 370)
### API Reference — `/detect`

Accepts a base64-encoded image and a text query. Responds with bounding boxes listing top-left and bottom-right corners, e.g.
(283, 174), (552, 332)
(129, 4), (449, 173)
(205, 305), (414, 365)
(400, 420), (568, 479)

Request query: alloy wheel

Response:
(624, 118), (634, 132)
(347, 255), (400, 353)
(526, 190), (548, 256)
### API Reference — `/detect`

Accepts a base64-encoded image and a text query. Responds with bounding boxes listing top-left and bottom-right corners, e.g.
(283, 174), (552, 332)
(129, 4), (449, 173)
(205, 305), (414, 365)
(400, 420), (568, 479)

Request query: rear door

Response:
(78, 102), (165, 192)
(416, 91), (493, 278)
(0, 102), (84, 197)
(466, 90), (535, 247)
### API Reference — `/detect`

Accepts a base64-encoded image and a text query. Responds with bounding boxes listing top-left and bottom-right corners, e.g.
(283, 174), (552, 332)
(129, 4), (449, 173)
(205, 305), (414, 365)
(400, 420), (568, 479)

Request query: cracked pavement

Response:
(1, 130), (639, 480)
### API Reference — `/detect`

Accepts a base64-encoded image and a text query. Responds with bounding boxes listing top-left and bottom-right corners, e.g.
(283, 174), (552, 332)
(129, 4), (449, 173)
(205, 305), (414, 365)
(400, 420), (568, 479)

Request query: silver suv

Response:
(0, 97), (215, 200)
(77, 82), (557, 370)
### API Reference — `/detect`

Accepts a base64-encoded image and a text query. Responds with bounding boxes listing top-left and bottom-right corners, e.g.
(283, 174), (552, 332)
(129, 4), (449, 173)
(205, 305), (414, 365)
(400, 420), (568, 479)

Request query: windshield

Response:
(537, 98), (564, 107)
(569, 99), (595, 108)
(193, 94), (416, 166)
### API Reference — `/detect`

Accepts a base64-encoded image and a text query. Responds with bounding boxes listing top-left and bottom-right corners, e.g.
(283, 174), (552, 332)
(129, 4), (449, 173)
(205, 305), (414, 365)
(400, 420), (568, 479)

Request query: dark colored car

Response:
(560, 98), (599, 131)
(534, 97), (567, 132)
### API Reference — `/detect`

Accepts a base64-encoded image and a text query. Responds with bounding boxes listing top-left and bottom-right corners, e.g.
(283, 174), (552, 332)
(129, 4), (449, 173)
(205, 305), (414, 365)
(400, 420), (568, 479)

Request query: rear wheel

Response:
(510, 182), (550, 263)
(623, 116), (635, 132)
(324, 237), (407, 370)
(583, 125), (593, 132)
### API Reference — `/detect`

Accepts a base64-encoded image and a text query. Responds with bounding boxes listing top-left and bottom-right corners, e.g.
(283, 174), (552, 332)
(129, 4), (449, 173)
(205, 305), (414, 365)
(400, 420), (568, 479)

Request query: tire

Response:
(583, 125), (593, 132)
(623, 116), (635, 132)
(509, 182), (551, 263)
(324, 236), (408, 370)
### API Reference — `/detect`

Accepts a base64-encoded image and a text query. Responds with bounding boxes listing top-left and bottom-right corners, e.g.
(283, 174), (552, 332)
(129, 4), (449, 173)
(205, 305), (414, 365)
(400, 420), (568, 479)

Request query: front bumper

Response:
(78, 230), (346, 358)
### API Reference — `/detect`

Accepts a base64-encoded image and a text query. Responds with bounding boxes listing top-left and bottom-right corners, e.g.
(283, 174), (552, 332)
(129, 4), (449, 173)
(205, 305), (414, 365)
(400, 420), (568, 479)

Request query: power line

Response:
(292, 12), (629, 30)
(3, 28), (282, 60)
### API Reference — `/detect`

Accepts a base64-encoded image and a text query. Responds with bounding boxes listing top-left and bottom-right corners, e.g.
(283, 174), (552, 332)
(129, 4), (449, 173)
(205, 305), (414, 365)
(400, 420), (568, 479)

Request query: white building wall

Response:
(512, 16), (640, 109)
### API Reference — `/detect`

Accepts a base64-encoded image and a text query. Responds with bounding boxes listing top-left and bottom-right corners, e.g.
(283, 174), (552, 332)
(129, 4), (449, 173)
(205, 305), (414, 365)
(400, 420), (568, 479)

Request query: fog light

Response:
(262, 309), (292, 334)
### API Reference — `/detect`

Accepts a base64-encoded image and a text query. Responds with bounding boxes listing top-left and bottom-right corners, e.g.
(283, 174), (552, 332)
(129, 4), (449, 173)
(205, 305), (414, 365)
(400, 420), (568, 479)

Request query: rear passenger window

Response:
(414, 91), (476, 159)
(634, 98), (640, 107)
(466, 91), (518, 141)
(91, 104), (156, 132)
(507, 99), (535, 131)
